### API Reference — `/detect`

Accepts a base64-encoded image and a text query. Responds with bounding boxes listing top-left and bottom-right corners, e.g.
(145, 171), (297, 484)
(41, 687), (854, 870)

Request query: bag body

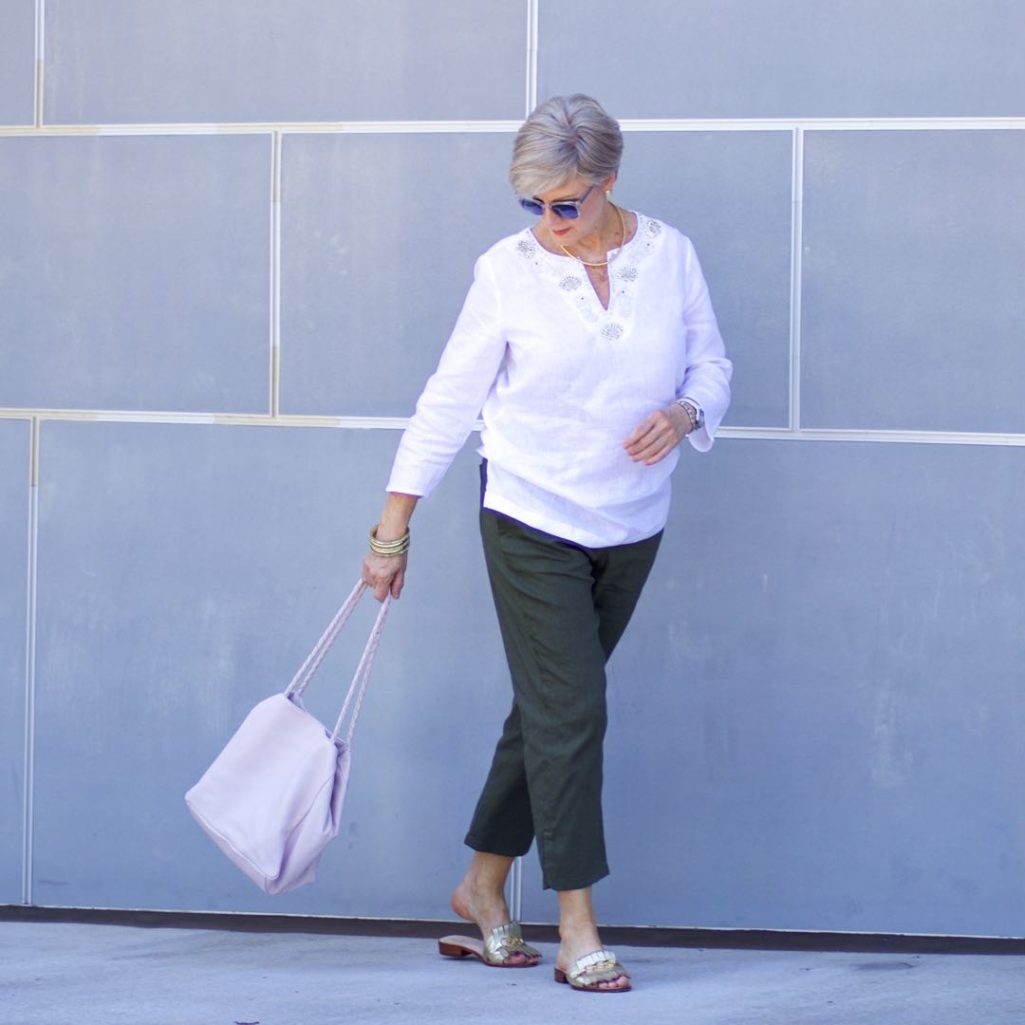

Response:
(185, 583), (389, 894)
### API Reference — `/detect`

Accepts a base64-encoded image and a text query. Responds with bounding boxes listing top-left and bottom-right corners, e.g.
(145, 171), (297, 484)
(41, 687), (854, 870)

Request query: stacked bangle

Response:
(369, 524), (410, 557)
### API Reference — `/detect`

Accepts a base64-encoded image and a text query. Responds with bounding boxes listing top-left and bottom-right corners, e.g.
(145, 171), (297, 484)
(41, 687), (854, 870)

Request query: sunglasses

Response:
(518, 183), (597, 220)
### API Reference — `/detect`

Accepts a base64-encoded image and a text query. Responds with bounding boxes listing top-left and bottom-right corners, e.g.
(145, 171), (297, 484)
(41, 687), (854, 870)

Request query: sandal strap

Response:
(566, 948), (628, 987)
(484, 922), (540, 964)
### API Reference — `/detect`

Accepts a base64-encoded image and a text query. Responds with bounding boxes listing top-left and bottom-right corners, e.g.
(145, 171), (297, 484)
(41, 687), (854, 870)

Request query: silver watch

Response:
(676, 398), (704, 433)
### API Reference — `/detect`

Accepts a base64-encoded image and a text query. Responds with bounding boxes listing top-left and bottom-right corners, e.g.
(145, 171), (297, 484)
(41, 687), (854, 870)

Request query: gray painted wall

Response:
(2, 0), (1023, 937)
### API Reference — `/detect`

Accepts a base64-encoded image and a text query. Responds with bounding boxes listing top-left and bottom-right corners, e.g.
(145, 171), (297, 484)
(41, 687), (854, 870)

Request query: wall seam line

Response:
(33, 0), (44, 127)
(21, 417), (40, 906)
(525, 0), (539, 116)
(789, 127), (804, 431)
(4, 117), (1025, 139)
(270, 131), (282, 417)
(0, 410), (1024, 446)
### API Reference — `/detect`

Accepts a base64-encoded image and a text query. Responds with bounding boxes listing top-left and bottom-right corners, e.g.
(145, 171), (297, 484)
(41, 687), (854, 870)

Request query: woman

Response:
(362, 94), (731, 993)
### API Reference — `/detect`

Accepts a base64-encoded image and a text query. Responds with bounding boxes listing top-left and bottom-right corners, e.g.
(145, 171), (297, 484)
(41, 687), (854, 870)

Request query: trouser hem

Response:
(542, 864), (611, 892)
(464, 833), (532, 859)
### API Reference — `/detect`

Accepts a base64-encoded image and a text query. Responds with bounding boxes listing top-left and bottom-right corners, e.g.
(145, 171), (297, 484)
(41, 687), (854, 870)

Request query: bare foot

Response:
(450, 853), (537, 966)
(556, 888), (630, 991)
(556, 935), (630, 990)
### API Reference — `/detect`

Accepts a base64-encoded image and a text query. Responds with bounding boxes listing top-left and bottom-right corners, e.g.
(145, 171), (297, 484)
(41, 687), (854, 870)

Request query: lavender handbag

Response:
(185, 582), (391, 895)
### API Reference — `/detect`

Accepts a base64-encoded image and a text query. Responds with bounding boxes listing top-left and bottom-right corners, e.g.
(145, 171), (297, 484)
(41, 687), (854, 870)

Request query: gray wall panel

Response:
(540, 0), (1025, 119)
(44, 0), (525, 125)
(802, 132), (1025, 433)
(0, 0), (35, 125)
(623, 131), (792, 427)
(0, 135), (269, 413)
(0, 420), (29, 903)
(520, 439), (1025, 934)
(281, 133), (524, 417)
(32, 421), (505, 915)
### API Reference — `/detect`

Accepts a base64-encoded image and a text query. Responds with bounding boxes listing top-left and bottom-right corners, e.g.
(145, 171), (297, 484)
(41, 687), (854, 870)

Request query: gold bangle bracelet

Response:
(368, 524), (410, 557)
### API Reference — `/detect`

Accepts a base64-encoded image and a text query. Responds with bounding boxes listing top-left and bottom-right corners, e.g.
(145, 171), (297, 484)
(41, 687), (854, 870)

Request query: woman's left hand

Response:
(623, 403), (691, 465)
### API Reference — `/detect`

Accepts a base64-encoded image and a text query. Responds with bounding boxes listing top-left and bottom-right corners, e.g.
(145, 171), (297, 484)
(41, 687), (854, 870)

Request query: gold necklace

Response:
(559, 204), (627, 268)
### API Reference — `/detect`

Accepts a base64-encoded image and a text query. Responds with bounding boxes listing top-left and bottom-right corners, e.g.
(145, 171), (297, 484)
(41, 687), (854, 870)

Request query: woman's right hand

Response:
(362, 492), (419, 601)
(362, 550), (408, 602)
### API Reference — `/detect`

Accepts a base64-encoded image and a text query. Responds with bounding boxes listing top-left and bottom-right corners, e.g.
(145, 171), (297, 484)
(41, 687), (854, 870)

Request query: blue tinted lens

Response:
(519, 197), (582, 219)
(550, 203), (580, 219)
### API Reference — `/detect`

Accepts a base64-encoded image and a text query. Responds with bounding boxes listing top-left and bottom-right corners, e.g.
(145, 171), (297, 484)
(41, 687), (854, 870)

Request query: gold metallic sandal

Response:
(438, 922), (541, 968)
(554, 948), (631, 992)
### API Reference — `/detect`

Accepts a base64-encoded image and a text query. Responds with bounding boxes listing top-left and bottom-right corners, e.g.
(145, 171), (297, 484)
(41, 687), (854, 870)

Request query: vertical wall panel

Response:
(802, 131), (1025, 433)
(281, 133), (524, 417)
(540, 0), (1025, 118)
(32, 421), (505, 915)
(45, 0), (526, 124)
(0, 420), (29, 904)
(0, 135), (270, 413)
(0, 0), (35, 125)
(623, 131), (793, 427)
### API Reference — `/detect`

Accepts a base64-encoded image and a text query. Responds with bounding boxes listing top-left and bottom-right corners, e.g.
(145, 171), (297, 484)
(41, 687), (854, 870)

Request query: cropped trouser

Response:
(465, 503), (662, 891)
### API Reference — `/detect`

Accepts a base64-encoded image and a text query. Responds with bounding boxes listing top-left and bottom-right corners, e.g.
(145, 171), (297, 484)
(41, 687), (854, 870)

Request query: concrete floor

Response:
(2, 921), (1023, 1025)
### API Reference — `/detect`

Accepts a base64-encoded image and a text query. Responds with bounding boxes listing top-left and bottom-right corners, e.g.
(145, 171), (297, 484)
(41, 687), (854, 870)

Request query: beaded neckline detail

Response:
(515, 214), (662, 334)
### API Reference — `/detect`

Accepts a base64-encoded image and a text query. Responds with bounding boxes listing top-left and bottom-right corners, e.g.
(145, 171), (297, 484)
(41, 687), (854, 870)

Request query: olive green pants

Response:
(465, 505), (662, 891)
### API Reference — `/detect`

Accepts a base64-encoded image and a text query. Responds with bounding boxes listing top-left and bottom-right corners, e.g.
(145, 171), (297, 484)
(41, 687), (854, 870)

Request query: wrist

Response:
(378, 492), (418, 541)
(375, 520), (409, 542)
(669, 401), (693, 436)
(369, 523), (410, 557)
(674, 398), (703, 434)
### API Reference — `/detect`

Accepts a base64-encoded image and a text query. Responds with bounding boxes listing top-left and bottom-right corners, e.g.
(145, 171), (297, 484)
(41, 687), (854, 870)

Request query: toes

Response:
(510, 950), (540, 967)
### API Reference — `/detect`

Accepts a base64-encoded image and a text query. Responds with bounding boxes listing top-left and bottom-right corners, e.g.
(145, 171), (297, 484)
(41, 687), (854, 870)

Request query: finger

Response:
(642, 444), (672, 466)
(623, 417), (661, 453)
(629, 443), (665, 464)
(634, 430), (680, 464)
(361, 555), (377, 589)
(623, 424), (649, 449)
(365, 553), (406, 601)
(628, 424), (672, 458)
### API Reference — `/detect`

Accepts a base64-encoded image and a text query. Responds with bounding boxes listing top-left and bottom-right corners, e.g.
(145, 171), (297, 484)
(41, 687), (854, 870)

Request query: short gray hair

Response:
(509, 94), (623, 197)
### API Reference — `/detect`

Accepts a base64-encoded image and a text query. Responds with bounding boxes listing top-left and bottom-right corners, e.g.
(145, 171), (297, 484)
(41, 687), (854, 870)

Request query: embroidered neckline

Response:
(515, 214), (663, 336)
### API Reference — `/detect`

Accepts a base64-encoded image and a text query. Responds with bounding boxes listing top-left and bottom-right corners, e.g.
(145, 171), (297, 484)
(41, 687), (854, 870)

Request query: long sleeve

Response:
(676, 238), (733, 453)
(386, 254), (507, 497)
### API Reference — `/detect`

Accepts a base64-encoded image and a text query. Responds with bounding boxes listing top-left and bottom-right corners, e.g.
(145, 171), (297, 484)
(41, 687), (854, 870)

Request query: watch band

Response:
(676, 398), (704, 433)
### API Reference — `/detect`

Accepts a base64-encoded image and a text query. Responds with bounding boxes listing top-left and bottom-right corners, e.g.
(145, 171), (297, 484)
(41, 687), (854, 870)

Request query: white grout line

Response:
(717, 426), (1025, 447)
(21, 418), (40, 906)
(525, 0), (539, 116)
(270, 132), (282, 417)
(620, 117), (1025, 133)
(33, 0), (44, 127)
(2, 116), (1024, 139)
(0, 120), (524, 138)
(788, 128), (804, 432)
(0, 409), (412, 429)
(509, 857), (523, 923)
(1, 408), (1023, 447)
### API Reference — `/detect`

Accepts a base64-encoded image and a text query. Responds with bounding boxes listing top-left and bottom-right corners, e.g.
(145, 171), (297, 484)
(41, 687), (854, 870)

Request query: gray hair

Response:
(509, 94), (623, 197)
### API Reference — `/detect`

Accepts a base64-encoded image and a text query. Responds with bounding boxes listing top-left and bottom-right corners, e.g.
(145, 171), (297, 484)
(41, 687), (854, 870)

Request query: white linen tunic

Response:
(386, 213), (732, 548)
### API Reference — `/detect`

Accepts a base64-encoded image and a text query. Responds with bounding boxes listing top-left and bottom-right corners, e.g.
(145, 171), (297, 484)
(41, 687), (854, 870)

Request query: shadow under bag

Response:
(185, 582), (391, 895)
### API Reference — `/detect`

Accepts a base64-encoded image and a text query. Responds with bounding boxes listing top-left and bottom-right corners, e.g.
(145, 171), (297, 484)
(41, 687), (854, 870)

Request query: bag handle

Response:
(284, 581), (392, 744)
